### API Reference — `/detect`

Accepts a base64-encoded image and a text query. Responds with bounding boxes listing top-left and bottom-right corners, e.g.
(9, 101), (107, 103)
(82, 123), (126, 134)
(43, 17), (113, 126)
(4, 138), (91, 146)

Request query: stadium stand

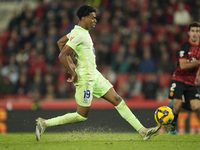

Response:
(0, 0), (199, 102)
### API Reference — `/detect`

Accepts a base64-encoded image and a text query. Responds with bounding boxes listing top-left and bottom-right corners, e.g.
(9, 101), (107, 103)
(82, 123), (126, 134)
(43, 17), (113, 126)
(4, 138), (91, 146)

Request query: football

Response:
(154, 106), (174, 125)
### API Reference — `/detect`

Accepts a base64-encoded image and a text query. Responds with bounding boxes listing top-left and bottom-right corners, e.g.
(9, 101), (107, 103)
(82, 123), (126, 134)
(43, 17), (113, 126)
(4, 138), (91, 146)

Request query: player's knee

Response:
(76, 112), (87, 122)
(114, 94), (122, 105)
(191, 105), (200, 112)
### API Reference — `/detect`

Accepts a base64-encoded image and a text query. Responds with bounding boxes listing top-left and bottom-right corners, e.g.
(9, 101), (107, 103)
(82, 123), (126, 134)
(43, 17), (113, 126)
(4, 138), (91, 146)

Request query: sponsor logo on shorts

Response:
(83, 99), (88, 103)
(170, 91), (174, 97)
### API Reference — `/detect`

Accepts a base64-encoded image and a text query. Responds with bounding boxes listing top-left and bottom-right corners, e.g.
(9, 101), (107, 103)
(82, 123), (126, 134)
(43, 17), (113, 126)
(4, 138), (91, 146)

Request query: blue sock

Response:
(167, 101), (174, 110)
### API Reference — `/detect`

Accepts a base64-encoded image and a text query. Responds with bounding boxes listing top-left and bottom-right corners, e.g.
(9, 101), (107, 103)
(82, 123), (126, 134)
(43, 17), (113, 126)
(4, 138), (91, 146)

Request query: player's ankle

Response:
(138, 127), (145, 134)
(44, 120), (49, 128)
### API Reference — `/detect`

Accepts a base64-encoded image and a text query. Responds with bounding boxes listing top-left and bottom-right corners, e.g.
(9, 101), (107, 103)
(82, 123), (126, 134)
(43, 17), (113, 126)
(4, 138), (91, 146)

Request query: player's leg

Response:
(167, 100), (192, 111)
(186, 86), (200, 112)
(190, 99), (200, 112)
(93, 72), (143, 131)
(167, 100), (174, 110)
(170, 98), (182, 134)
(93, 72), (161, 140)
(167, 81), (176, 110)
(102, 87), (142, 130)
(36, 104), (89, 141)
(168, 80), (184, 135)
(46, 104), (89, 127)
(102, 87), (161, 140)
(36, 81), (92, 141)
(169, 85), (200, 112)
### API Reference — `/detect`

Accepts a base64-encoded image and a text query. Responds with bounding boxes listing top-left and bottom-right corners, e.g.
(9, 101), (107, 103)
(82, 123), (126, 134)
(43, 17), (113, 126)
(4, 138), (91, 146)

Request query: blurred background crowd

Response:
(0, 0), (199, 102)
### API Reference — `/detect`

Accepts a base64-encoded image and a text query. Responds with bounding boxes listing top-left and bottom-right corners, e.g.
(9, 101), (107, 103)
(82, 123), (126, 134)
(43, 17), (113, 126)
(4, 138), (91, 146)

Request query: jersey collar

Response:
(75, 25), (88, 32)
(188, 39), (200, 46)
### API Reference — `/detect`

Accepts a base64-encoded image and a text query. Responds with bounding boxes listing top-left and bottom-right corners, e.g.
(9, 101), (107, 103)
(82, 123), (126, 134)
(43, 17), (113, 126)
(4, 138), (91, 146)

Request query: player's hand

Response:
(67, 73), (77, 83)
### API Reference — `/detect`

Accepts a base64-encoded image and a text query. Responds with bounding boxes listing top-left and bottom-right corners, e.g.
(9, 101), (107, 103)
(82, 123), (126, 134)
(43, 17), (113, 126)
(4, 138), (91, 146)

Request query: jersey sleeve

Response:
(66, 31), (82, 50)
(66, 33), (70, 39)
(178, 42), (189, 60)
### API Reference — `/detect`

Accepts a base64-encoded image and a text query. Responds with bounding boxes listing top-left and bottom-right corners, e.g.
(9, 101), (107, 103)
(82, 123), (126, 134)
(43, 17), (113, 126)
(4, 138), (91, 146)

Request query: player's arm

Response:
(68, 55), (76, 71)
(179, 58), (200, 70)
(196, 66), (200, 85)
(179, 43), (200, 70)
(58, 45), (77, 83)
(57, 35), (69, 51)
(57, 35), (76, 71)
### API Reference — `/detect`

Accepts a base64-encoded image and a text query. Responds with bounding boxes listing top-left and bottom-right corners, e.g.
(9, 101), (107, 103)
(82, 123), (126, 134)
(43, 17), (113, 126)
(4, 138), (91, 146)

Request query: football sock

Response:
(46, 112), (87, 127)
(115, 100), (143, 131)
(167, 101), (174, 110)
(171, 113), (178, 131)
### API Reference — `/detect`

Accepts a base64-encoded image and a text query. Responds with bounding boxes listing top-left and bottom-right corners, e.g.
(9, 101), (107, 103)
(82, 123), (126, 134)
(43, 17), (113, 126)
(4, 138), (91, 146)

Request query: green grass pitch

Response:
(0, 132), (200, 150)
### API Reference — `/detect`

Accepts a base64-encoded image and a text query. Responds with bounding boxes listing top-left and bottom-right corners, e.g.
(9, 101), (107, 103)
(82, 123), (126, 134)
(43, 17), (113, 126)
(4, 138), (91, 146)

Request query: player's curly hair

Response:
(188, 21), (200, 31)
(76, 4), (96, 20)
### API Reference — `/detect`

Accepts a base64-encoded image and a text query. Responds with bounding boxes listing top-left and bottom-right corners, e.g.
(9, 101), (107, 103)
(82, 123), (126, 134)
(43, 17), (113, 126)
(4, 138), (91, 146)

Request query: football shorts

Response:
(168, 80), (200, 102)
(74, 71), (113, 107)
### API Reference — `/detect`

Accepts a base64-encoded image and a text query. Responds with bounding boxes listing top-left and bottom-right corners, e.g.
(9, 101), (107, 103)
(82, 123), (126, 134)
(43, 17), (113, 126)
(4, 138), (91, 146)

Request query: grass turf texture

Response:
(0, 132), (200, 150)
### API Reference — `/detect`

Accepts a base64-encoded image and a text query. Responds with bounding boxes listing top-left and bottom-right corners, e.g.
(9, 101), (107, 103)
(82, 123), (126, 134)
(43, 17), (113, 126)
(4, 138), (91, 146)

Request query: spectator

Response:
(101, 65), (117, 86)
(56, 82), (72, 99)
(27, 74), (45, 96)
(173, 3), (191, 26)
(142, 73), (158, 99)
(8, 11), (19, 30)
(0, 76), (15, 96)
(152, 34), (168, 61)
(96, 43), (111, 66)
(111, 54), (129, 73)
(5, 39), (17, 56)
(29, 52), (46, 77)
(127, 73), (142, 98)
(44, 84), (55, 100)
(0, 45), (5, 65)
(190, 0), (200, 21)
(111, 33), (121, 54)
(157, 50), (175, 74)
(45, 45), (58, 65)
(138, 46), (156, 74)
(14, 73), (29, 95)
(45, 64), (58, 84)
(31, 30), (46, 50)
(164, 6), (174, 24)
(1, 54), (19, 84)
(0, 0), (199, 101)
(127, 47), (140, 73)
(15, 47), (29, 66)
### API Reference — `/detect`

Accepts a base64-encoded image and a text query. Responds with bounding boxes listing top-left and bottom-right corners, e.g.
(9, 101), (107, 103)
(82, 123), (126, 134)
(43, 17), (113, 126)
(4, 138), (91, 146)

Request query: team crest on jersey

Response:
(180, 51), (184, 57)
(70, 36), (75, 41)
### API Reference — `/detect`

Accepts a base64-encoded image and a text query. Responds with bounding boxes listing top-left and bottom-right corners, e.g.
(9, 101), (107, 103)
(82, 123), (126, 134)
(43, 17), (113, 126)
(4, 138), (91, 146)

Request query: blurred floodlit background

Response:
(0, 0), (199, 103)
